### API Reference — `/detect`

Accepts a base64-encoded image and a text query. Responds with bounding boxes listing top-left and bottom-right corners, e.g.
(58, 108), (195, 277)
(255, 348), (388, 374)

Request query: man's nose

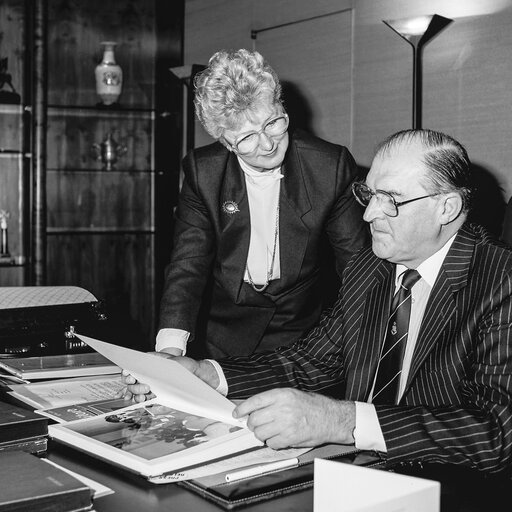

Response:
(362, 195), (384, 223)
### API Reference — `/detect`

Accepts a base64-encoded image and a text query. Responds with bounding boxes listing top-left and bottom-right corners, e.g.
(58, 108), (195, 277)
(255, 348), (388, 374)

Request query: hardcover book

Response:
(0, 352), (120, 380)
(0, 450), (93, 512)
(0, 401), (48, 454)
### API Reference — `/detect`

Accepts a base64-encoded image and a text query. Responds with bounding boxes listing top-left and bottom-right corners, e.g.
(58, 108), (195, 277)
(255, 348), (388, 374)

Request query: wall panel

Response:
(255, 10), (352, 146)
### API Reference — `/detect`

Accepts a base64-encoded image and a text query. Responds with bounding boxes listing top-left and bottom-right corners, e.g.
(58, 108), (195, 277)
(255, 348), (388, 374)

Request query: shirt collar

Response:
(395, 233), (457, 288)
(237, 156), (283, 184)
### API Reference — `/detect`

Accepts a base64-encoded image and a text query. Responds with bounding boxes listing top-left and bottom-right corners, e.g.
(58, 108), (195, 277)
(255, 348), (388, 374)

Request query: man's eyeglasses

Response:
(351, 181), (438, 217)
(226, 113), (289, 155)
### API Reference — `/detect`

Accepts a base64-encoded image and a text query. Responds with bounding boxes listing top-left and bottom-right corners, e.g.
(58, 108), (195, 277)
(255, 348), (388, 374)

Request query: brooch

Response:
(222, 201), (240, 215)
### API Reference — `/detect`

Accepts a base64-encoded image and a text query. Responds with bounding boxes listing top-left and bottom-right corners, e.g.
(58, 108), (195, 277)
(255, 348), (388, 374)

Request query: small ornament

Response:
(91, 132), (127, 171)
(390, 322), (397, 336)
(0, 57), (20, 104)
(0, 210), (12, 262)
(95, 41), (123, 106)
(222, 201), (240, 215)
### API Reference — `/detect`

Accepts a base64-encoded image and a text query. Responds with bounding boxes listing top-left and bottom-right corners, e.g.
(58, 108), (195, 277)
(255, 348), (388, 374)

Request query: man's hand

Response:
(233, 388), (356, 449)
(119, 352), (221, 402)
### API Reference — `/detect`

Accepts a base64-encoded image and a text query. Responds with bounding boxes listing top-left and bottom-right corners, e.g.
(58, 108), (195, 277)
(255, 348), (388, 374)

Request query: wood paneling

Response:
(47, 170), (152, 230)
(0, 1), (27, 284)
(47, 233), (154, 350)
(47, 0), (157, 108)
(0, 0), (25, 102)
(0, 106), (23, 151)
(46, 109), (153, 171)
(0, 155), (24, 258)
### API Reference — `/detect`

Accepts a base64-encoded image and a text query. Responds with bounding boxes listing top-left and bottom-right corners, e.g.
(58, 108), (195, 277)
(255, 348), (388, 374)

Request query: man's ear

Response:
(439, 192), (463, 225)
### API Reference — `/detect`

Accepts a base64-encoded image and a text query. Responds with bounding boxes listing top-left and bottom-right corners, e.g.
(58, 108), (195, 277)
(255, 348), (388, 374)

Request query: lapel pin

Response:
(222, 201), (240, 215)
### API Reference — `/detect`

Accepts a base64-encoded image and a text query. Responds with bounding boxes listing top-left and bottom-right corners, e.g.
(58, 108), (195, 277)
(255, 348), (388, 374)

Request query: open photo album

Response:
(48, 335), (263, 480)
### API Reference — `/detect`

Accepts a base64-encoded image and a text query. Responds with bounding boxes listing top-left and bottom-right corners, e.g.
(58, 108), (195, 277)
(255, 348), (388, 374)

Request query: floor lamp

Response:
(383, 14), (453, 129)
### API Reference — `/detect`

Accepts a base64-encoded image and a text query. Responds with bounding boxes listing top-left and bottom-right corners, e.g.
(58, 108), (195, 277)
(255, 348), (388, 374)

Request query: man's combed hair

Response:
(375, 129), (474, 212)
(193, 49), (282, 140)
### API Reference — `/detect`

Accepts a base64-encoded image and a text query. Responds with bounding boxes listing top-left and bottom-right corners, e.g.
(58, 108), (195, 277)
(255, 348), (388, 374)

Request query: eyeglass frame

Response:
(351, 181), (439, 217)
(222, 112), (289, 155)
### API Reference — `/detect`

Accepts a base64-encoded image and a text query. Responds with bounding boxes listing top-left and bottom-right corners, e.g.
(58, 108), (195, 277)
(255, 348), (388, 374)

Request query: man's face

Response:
(363, 142), (444, 268)
(222, 102), (289, 172)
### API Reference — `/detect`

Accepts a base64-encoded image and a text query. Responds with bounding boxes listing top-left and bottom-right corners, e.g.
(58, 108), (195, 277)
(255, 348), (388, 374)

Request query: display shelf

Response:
(48, 104), (155, 116)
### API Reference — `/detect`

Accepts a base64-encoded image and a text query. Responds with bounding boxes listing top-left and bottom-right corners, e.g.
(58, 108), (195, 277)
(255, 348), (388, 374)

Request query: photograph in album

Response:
(63, 402), (242, 460)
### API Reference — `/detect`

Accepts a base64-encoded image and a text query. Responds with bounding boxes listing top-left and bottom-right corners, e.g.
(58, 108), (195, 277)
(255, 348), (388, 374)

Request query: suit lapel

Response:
(347, 259), (395, 401)
(403, 225), (475, 393)
(217, 153), (250, 300)
(278, 138), (312, 287)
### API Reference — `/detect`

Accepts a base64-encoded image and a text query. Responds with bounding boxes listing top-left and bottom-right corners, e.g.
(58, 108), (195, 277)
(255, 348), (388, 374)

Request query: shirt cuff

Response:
(155, 328), (190, 355)
(353, 402), (387, 453)
(206, 359), (228, 396)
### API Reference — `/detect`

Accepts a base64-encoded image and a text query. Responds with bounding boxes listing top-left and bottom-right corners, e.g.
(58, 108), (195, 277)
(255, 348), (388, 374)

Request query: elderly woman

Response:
(156, 49), (368, 359)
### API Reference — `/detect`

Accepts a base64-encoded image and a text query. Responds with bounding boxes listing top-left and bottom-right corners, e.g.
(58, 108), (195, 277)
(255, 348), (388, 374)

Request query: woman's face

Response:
(222, 102), (289, 172)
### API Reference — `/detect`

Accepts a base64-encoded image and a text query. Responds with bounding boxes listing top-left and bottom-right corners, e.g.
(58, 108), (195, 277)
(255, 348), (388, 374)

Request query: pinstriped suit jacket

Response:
(221, 223), (512, 473)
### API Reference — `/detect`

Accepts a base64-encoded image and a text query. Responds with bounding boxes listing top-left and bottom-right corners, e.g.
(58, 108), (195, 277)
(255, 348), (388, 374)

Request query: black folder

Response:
(179, 444), (384, 509)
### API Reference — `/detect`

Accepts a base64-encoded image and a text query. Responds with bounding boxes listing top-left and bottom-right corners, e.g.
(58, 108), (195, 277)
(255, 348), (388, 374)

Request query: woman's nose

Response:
(258, 132), (274, 151)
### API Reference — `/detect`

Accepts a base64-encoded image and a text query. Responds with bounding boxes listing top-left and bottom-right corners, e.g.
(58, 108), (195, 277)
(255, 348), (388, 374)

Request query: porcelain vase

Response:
(95, 41), (123, 105)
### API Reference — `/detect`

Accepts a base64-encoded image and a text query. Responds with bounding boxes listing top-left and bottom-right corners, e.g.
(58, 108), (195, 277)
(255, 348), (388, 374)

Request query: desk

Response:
(48, 441), (314, 512)
(48, 441), (511, 512)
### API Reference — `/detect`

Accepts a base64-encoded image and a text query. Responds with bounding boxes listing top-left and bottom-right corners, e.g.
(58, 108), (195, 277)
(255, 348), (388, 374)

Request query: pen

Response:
(225, 457), (299, 483)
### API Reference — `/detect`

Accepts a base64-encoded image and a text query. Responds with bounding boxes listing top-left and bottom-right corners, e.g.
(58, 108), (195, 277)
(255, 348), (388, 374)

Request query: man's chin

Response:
(371, 240), (390, 260)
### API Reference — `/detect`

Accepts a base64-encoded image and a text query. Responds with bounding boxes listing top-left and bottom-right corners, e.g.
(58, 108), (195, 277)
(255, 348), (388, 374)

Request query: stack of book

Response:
(0, 352), (120, 381)
(0, 450), (94, 512)
(0, 401), (48, 455)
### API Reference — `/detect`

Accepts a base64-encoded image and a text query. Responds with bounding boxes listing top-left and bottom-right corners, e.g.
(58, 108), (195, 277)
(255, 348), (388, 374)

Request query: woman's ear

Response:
(439, 192), (463, 225)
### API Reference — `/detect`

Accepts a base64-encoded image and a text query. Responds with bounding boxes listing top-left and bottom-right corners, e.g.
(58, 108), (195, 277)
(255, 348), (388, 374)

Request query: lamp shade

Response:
(383, 14), (452, 48)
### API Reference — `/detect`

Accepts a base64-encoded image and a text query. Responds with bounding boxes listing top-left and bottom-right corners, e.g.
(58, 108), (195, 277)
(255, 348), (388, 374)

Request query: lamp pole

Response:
(383, 14), (453, 130)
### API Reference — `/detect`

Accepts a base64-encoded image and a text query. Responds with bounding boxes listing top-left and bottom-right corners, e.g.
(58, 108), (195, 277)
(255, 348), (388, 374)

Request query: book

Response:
(0, 352), (120, 380)
(41, 459), (114, 499)
(49, 334), (264, 480)
(0, 401), (48, 454)
(0, 450), (93, 512)
(7, 374), (124, 410)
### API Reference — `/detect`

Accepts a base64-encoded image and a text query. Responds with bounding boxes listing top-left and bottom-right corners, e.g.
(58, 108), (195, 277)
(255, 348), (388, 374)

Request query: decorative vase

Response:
(95, 41), (123, 106)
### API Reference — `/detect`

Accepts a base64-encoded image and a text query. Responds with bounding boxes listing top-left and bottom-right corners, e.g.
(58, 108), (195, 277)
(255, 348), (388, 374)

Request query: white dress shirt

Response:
(156, 156), (282, 355)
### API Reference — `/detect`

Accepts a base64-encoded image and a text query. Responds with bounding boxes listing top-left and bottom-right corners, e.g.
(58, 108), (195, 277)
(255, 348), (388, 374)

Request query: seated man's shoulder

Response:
(470, 223), (512, 269)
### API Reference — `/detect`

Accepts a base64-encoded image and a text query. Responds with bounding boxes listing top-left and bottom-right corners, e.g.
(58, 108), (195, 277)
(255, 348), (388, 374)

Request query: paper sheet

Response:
(76, 334), (241, 426)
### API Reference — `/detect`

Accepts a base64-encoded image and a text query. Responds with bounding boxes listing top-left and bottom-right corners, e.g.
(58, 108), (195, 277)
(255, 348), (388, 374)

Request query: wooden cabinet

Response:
(0, 0), (29, 287)
(0, 0), (184, 350)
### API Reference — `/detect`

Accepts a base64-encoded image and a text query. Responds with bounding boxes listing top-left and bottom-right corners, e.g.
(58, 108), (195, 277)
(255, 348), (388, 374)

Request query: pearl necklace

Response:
(245, 204), (279, 292)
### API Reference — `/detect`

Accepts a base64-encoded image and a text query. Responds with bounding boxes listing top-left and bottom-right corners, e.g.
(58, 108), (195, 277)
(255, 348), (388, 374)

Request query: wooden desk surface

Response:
(47, 441), (314, 512)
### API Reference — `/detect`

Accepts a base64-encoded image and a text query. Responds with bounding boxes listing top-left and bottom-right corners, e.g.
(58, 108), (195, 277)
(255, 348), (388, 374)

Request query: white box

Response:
(314, 459), (440, 512)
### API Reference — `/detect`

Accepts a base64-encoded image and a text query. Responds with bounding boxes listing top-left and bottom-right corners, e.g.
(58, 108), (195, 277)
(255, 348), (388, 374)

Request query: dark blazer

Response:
(158, 130), (369, 358)
(221, 224), (512, 473)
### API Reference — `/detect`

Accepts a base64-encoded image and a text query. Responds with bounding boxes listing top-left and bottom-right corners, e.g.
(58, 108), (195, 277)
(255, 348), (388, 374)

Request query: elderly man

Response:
(126, 129), (512, 477)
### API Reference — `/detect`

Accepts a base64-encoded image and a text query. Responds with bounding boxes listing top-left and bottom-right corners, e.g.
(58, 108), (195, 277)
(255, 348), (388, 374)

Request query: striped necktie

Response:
(372, 269), (421, 404)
